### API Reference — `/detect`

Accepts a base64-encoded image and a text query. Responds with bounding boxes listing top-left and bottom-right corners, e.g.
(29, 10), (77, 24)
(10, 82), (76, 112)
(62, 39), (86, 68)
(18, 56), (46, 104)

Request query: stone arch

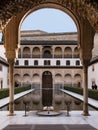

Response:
(18, 3), (81, 51)
(74, 73), (82, 87)
(33, 73), (40, 83)
(55, 73), (62, 83)
(74, 47), (79, 58)
(2, 1), (96, 115)
(64, 74), (72, 87)
(23, 47), (31, 58)
(32, 73), (40, 89)
(64, 47), (72, 58)
(42, 46), (52, 58)
(54, 47), (62, 58)
(54, 73), (63, 89)
(14, 74), (21, 86)
(23, 73), (31, 84)
(32, 47), (40, 58)
(19, 3), (80, 33)
(3, 1), (95, 62)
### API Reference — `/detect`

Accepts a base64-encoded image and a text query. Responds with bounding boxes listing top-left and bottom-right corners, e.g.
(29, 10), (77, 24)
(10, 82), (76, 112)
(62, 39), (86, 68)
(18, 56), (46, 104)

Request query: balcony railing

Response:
(42, 54), (52, 58)
(64, 54), (72, 58)
(32, 55), (40, 58)
(54, 55), (62, 58)
(23, 54), (31, 58)
(18, 54), (80, 59)
(73, 54), (79, 58)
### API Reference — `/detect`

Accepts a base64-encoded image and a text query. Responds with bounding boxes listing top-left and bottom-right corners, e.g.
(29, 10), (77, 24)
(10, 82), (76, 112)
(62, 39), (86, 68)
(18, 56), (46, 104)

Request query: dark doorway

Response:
(42, 71), (53, 106)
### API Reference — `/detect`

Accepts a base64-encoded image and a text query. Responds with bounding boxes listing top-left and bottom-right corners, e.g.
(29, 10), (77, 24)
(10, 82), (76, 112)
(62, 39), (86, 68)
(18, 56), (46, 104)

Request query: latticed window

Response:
(66, 60), (70, 66)
(24, 60), (28, 66)
(76, 60), (80, 66)
(56, 60), (60, 65)
(44, 60), (50, 65)
(34, 60), (38, 65)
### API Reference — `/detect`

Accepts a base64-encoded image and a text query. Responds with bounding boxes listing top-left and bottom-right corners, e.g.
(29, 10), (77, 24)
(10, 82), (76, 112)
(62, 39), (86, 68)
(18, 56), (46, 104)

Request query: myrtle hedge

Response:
(0, 86), (31, 99)
(64, 86), (98, 101)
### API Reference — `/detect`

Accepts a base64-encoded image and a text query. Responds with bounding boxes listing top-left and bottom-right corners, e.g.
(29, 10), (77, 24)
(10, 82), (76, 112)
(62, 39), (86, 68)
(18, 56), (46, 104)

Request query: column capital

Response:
(81, 59), (90, 67)
(5, 50), (16, 63)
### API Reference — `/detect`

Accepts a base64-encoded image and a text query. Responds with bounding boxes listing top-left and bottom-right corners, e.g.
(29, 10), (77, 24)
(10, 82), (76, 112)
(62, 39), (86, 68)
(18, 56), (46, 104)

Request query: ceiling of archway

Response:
(0, 0), (98, 32)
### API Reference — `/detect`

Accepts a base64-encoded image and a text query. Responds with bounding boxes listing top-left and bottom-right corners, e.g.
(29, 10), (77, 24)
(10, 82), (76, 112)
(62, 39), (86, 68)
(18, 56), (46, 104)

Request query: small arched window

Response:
(24, 60), (28, 66)
(56, 60), (60, 66)
(76, 60), (80, 66)
(66, 60), (70, 66)
(44, 60), (50, 65)
(34, 60), (38, 65)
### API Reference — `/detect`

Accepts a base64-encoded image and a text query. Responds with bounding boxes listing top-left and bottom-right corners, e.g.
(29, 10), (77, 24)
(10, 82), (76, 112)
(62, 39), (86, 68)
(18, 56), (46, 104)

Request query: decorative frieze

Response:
(0, 0), (98, 32)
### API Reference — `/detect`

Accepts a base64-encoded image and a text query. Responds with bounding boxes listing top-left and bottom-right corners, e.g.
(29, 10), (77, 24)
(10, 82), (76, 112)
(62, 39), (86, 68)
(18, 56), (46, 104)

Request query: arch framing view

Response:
(0, 0), (98, 117)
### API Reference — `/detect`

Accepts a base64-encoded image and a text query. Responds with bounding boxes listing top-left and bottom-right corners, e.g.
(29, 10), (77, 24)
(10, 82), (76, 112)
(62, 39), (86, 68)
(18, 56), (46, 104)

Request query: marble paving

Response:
(0, 111), (98, 130)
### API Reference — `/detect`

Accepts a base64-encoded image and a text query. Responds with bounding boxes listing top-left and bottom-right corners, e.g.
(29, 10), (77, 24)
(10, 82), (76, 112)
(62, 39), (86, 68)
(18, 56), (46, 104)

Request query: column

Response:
(8, 59), (15, 116)
(79, 17), (95, 116)
(40, 47), (42, 58)
(82, 60), (89, 116)
(3, 16), (19, 116)
(62, 47), (64, 58)
(52, 46), (54, 58)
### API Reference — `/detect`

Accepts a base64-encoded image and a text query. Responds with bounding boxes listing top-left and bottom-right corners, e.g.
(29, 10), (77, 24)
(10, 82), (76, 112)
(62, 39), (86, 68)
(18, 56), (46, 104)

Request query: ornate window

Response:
(24, 60), (28, 66)
(34, 60), (38, 65)
(76, 60), (80, 66)
(66, 60), (70, 66)
(56, 60), (60, 66)
(44, 60), (50, 65)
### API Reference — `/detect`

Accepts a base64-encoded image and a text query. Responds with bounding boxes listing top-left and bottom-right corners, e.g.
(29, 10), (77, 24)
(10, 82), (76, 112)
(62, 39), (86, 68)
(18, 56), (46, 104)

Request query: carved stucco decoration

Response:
(0, 0), (98, 32)
(0, 0), (97, 63)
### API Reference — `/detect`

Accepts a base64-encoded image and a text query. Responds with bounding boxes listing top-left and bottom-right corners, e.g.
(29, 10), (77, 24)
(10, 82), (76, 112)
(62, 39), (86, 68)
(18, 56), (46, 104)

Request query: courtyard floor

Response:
(0, 110), (98, 130)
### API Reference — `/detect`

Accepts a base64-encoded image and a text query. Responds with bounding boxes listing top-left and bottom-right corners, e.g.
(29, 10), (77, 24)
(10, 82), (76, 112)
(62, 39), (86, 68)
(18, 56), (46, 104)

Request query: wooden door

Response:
(42, 71), (53, 106)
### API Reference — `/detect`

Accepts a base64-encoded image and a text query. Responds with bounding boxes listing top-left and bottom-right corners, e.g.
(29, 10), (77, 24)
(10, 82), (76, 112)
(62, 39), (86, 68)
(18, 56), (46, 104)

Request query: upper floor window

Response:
(43, 50), (52, 58)
(76, 60), (80, 66)
(56, 60), (60, 66)
(44, 60), (50, 65)
(34, 60), (38, 65)
(24, 60), (28, 66)
(15, 60), (19, 65)
(66, 60), (70, 66)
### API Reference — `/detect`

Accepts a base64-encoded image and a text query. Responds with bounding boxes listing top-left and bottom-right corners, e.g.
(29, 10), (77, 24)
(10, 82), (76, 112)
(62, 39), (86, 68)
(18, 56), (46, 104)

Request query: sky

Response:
(0, 8), (77, 41)
(21, 8), (77, 33)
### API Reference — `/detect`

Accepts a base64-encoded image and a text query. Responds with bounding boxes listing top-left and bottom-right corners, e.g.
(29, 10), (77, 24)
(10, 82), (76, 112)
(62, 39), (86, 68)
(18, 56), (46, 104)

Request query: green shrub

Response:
(64, 86), (98, 101)
(0, 88), (9, 99)
(0, 86), (31, 99)
(14, 86), (31, 94)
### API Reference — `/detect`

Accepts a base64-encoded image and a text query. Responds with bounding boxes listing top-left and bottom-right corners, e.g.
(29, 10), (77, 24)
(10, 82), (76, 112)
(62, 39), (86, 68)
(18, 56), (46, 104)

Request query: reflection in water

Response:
(0, 89), (96, 111)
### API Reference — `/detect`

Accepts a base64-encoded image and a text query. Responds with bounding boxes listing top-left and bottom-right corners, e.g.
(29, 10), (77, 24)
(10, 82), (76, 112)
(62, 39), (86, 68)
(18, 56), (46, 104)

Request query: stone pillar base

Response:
(82, 112), (90, 116)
